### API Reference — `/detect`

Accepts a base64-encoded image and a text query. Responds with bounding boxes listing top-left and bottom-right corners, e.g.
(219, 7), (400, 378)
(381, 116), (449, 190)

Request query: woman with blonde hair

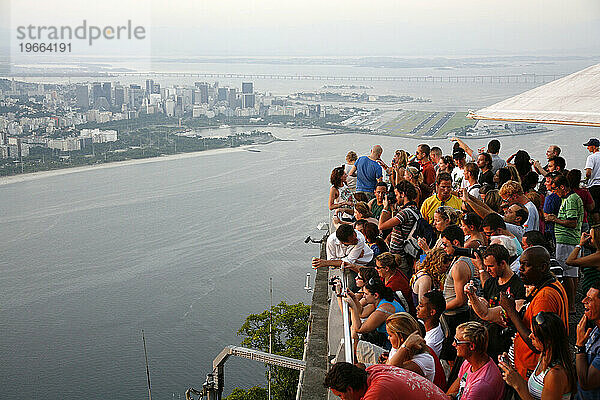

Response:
(419, 206), (461, 252)
(410, 248), (452, 305)
(483, 189), (503, 213)
(344, 151), (358, 192)
(391, 149), (409, 186)
(381, 312), (446, 388)
(405, 166), (431, 207)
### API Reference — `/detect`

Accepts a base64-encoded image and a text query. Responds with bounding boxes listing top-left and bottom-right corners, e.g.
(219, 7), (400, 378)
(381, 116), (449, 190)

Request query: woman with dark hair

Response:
(375, 252), (413, 313)
(522, 171), (540, 193)
(509, 150), (532, 181)
(437, 155), (455, 175)
(335, 201), (378, 227)
(499, 312), (575, 400)
(461, 212), (484, 248)
(494, 167), (512, 189)
(334, 266), (380, 317)
(363, 222), (388, 257)
(329, 166), (352, 211)
(344, 277), (405, 350)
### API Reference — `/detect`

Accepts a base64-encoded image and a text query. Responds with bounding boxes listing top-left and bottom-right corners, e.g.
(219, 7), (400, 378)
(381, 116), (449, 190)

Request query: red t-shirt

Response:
(513, 281), (568, 377)
(386, 271), (415, 314)
(364, 364), (448, 400)
(420, 160), (436, 187)
(574, 188), (594, 222)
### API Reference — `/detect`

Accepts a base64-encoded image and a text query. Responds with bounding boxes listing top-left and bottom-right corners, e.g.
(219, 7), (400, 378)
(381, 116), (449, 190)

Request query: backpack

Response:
(405, 207), (436, 247)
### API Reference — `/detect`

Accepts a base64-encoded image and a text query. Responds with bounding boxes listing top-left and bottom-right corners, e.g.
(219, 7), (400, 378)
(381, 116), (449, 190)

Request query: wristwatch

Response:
(575, 345), (586, 354)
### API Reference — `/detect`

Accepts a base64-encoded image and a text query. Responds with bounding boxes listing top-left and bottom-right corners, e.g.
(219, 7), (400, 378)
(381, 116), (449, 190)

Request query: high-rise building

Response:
(92, 83), (103, 105)
(242, 94), (255, 109)
(129, 84), (144, 109)
(195, 82), (209, 104)
(242, 82), (253, 94)
(217, 88), (228, 102)
(175, 95), (184, 117)
(114, 86), (125, 108)
(228, 88), (237, 108)
(102, 82), (112, 105)
(145, 79), (154, 96)
(75, 84), (89, 109)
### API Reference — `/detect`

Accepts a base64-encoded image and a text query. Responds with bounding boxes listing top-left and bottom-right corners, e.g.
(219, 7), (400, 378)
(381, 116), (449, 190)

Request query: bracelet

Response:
(575, 245), (582, 249)
(382, 209), (391, 214)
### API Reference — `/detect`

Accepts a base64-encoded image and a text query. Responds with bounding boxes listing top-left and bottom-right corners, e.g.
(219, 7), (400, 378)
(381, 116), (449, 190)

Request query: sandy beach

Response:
(0, 146), (249, 186)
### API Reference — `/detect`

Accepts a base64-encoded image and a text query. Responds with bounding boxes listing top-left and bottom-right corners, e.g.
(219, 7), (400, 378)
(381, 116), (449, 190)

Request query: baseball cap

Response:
(584, 138), (600, 147)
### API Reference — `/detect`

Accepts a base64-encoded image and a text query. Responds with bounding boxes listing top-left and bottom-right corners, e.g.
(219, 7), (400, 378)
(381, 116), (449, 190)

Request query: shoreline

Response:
(0, 146), (251, 186)
(0, 126), (550, 185)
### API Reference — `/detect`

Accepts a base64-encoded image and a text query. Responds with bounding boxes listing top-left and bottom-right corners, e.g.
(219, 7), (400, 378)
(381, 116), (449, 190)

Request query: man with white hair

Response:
(349, 145), (384, 199)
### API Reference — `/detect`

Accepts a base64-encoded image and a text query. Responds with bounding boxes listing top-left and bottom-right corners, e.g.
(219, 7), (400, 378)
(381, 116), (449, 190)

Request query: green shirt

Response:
(555, 192), (584, 245)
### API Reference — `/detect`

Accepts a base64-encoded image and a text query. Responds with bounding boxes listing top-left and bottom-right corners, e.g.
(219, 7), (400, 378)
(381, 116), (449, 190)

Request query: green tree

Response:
(225, 302), (310, 400)
(225, 386), (268, 400)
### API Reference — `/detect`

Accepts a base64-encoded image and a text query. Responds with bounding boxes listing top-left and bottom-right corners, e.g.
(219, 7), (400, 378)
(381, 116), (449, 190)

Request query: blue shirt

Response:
(543, 192), (561, 235)
(578, 326), (600, 400)
(355, 156), (382, 193)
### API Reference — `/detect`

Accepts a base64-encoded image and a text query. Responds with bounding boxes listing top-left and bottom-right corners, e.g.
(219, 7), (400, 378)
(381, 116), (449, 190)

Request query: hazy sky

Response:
(2, 0), (600, 57)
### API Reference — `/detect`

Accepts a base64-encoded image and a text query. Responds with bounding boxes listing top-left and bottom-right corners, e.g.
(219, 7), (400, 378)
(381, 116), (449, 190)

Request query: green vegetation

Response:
(374, 110), (475, 137)
(1, 113), (348, 177)
(379, 110), (430, 135)
(225, 302), (310, 400)
(436, 112), (476, 137)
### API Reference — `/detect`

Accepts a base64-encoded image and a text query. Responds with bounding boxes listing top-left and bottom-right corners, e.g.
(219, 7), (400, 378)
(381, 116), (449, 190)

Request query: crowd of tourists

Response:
(316, 138), (600, 400)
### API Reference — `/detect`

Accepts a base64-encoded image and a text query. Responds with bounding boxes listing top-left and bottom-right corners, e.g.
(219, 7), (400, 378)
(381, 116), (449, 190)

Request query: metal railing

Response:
(186, 346), (305, 400)
(327, 213), (354, 365)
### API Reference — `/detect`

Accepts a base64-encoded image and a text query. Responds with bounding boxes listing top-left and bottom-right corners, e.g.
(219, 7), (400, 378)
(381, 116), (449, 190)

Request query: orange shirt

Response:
(513, 281), (568, 377)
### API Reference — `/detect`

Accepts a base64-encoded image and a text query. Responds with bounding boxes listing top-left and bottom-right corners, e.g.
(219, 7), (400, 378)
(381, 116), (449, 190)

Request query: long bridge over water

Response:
(7, 71), (563, 84)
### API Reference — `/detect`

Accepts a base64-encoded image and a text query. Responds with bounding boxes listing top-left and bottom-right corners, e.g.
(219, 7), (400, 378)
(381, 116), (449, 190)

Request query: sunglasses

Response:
(453, 337), (471, 346)
(534, 312), (546, 326)
(368, 277), (381, 286)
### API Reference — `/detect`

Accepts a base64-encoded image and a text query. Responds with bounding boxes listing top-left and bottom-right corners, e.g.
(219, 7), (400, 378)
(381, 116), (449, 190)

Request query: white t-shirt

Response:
(452, 167), (465, 190)
(466, 182), (481, 199)
(344, 163), (357, 191)
(326, 230), (373, 265)
(411, 352), (436, 383)
(585, 152), (600, 187)
(523, 201), (539, 232)
(424, 324), (444, 357)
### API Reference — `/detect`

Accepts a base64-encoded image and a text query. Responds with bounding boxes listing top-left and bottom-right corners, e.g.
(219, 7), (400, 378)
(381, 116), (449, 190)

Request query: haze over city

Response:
(0, 0), (599, 59)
